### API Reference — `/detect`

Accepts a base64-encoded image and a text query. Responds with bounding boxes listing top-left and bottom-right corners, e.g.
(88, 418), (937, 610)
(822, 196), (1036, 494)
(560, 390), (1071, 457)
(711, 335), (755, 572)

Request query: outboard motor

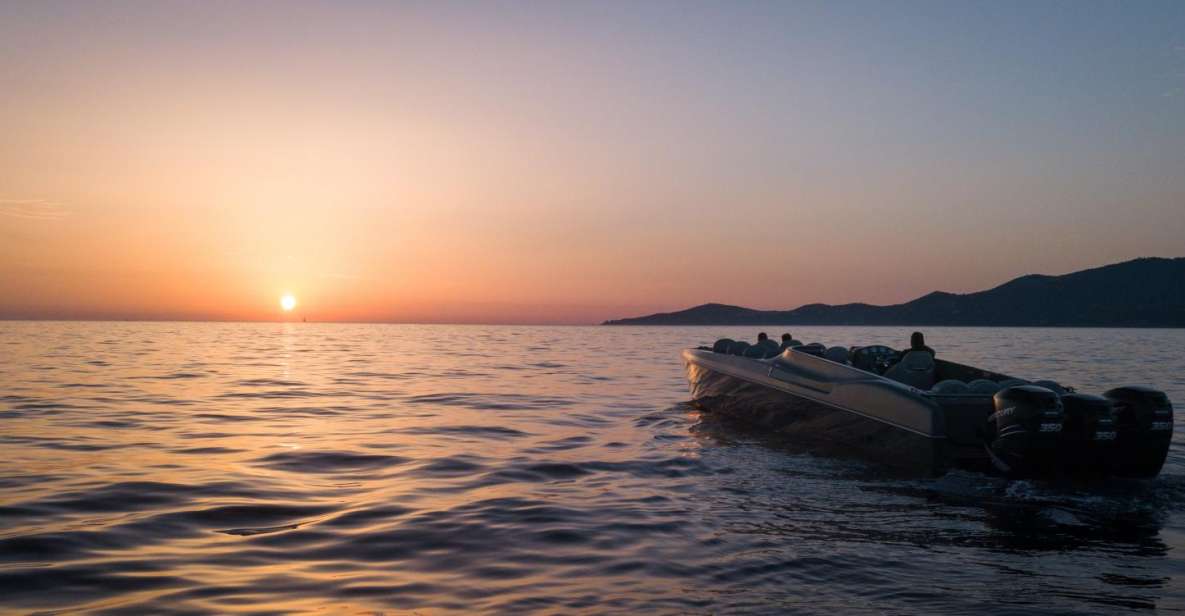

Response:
(1104, 386), (1173, 478)
(984, 385), (1064, 476)
(1058, 393), (1116, 475)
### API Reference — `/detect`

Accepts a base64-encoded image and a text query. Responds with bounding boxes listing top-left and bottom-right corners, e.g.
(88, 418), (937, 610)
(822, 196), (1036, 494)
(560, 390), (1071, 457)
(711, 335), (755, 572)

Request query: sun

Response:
(280, 293), (297, 312)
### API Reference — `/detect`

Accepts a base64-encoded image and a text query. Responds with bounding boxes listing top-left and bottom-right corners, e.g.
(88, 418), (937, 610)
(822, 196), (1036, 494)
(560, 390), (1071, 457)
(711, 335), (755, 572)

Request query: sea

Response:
(1, 322), (1184, 614)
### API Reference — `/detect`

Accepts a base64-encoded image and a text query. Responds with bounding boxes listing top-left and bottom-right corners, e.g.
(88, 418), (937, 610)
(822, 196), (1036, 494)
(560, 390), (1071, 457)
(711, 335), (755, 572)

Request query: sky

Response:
(2, 1), (1183, 324)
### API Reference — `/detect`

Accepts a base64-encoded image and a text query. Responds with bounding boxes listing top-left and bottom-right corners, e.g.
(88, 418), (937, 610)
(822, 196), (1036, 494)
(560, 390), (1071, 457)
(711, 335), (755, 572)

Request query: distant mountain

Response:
(603, 257), (1185, 327)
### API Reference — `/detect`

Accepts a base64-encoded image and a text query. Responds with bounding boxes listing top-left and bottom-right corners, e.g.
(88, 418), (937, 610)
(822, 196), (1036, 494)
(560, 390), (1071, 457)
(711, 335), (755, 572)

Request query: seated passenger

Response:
(905, 331), (936, 358)
(779, 332), (803, 350)
(885, 345), (937, 389)
(749, 332), (780, 358)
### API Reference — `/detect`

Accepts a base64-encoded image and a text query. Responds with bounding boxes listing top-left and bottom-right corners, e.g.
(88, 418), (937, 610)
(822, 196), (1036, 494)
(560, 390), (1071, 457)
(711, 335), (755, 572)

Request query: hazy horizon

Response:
(3, 2), (1184, 323)
(0, 254), (1180, 325)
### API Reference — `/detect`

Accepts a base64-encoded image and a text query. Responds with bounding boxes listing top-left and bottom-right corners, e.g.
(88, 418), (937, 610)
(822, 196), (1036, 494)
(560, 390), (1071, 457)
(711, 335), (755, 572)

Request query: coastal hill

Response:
(604, 257), (1185, 327)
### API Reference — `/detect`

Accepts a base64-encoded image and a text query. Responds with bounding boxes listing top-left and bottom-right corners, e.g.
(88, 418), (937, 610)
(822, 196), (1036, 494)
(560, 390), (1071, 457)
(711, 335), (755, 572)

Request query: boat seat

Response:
(712, 338), (734, 354)
(1032, 379), (1067, 395)
(794, 343), (826, 357)
(824, 346), (850, 364)
(968, 379), (1001, 395)
(884, 350), (936, 390)
(932, 379), (969, 394)
(727, 341), (750, 356)
(742, 343), (765, 358)
(741, 339), (778, 358)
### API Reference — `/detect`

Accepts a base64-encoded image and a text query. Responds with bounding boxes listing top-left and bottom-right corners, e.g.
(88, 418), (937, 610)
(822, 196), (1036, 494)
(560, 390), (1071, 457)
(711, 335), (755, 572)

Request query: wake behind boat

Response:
(683, 334), (1173, 478)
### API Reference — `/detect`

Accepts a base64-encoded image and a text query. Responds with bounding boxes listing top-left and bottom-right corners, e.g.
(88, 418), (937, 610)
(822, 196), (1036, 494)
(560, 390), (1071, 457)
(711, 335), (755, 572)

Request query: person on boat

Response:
(905, 331), (936, 357)
(745, 332), (780, 358)
(780, 332), (802, 350)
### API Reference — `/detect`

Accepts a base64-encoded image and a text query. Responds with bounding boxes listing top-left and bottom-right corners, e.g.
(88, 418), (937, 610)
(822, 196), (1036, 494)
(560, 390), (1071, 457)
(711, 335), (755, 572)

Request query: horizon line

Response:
(2, 318), (1184, 331)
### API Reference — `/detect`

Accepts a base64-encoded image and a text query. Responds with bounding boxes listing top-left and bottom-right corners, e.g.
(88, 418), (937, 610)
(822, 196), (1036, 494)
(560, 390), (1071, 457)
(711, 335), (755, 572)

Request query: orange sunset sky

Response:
(2, 2), (1184, 324)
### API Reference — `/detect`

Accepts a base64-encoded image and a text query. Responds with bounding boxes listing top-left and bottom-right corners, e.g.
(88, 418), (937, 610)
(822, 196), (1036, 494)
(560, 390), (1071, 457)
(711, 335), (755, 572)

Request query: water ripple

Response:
(0, 322), (1182, 614)
(255, 450), (412, 474)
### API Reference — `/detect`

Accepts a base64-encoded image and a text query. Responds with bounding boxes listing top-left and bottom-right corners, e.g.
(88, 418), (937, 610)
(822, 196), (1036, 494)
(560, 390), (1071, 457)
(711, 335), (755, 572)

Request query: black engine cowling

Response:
(985, 385), (1064, 476)
(1058, 393), (1116, 474)
(1104, 385), (1174, 479)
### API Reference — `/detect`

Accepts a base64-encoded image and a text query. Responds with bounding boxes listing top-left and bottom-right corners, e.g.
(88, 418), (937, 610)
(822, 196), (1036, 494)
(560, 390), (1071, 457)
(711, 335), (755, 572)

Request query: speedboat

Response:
(683, 338), (1173, 478)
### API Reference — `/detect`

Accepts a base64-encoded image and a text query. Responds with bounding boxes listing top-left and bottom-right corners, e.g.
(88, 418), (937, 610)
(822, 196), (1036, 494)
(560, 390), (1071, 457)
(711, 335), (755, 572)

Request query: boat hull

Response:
(685, 351), (950, 474)
(684, 346), (1173, 479)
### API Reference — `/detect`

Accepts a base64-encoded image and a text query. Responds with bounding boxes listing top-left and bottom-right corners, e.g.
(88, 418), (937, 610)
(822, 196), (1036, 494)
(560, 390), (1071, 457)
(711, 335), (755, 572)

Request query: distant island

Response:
(604, 257), (1185, 327)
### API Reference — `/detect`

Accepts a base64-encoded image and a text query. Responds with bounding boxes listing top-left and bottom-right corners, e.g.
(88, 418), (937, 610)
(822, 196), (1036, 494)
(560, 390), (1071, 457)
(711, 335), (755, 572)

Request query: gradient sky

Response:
(2, 1), (1183, 323)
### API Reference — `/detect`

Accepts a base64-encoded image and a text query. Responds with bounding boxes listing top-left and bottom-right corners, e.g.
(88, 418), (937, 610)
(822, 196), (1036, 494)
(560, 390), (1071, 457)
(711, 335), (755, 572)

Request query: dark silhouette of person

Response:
(743, 331), (780, 358)
(907, 331), (936, 357)
(780, 332), (802, 350)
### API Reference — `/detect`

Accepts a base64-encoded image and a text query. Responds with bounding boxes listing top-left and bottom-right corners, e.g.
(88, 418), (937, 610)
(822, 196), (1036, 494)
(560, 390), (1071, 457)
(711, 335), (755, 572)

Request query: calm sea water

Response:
(2, 322), (1184, 614)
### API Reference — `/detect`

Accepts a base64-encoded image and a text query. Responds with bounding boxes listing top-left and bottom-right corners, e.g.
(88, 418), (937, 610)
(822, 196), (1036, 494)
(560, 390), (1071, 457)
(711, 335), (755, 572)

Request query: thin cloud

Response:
(0, 200), (69, 220)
